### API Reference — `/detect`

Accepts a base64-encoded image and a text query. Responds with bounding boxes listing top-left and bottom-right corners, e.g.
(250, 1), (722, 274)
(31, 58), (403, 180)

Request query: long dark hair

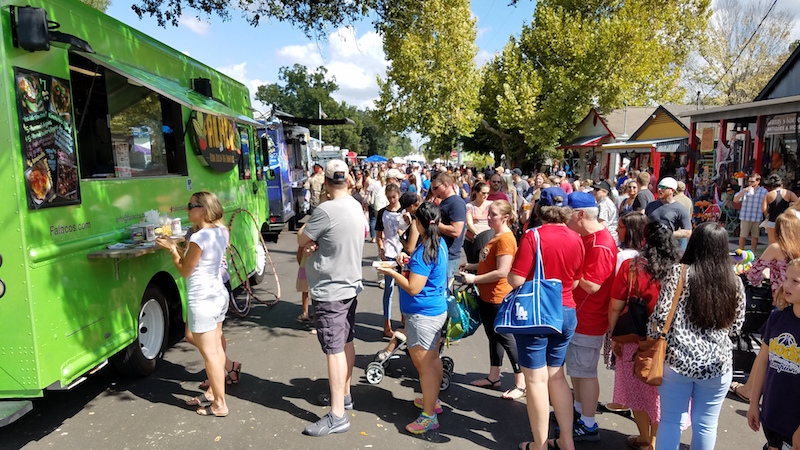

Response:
(415, 201), (442, 264)
(641, 221), (681, 281)
(619, 212), (648, 251)
(680, 222), (739, 329)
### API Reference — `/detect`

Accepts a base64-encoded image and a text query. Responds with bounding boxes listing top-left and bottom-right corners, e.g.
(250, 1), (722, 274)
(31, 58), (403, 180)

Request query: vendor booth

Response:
(680, 45), (800, 194)
(602, 105), (694, 183)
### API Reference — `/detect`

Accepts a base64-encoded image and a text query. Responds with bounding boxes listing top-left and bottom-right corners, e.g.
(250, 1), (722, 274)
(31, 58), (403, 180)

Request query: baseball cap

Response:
(399, 192), (419, 210)
(568, 192), (597, 209)
(658, 177), (678, 190)
(387, 168), (403, 180)
(556, 170), (567, 178)
(512, 168), (522, 176)
(591, 180), (611, 192)
(539, 187), (568, 207)
(325, 159), (348, 181)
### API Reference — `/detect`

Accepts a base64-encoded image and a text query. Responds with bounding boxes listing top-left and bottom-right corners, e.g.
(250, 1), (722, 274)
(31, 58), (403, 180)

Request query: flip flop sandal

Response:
(226, 362), (242, 385)
(196, 405), (228, 417)
(198, 379), (210, 390)
(502, 386), (526, 400)
(518, 442), (534, 450)
(296, 314), (310, 322)
(547, 439), (561, 450)
(186, 393), (212, 406)
(729, 382), (750, 402)
(470, 377), (501, 389)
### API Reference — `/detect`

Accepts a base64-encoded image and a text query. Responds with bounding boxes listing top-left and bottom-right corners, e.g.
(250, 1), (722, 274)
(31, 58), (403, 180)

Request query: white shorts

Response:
(188, 292), (229, 333)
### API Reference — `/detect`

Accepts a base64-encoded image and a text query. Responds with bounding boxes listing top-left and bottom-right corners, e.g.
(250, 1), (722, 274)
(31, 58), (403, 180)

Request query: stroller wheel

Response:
(440, 371), (452, 391)
(366, 362), (385, 385)
(441, 356), (454, 373)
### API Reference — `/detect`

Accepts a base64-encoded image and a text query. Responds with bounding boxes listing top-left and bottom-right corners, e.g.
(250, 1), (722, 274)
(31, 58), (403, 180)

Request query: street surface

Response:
(2, 227), (763, 449)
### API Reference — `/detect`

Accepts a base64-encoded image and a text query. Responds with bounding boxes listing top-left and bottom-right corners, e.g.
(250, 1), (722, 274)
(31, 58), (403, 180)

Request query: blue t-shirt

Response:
(399, 238), (448, 316)
(438, 194), (467, 260)
(760, 307), (800, 440)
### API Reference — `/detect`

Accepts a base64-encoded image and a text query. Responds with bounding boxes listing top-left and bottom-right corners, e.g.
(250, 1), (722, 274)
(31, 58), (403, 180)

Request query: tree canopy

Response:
(131, 0), (376, 38)
(682, 0), (795, 106)
(470, 0), (711, 166)
(374, 0), (481, 156)
(80, 0), (110, 12)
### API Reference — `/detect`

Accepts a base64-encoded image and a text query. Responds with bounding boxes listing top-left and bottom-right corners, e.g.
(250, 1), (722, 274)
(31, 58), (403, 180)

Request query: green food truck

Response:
(0, 0), (273, 425)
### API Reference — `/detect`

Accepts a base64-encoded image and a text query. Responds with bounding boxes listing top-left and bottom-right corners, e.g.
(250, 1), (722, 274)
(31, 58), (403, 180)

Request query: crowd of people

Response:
(168, 159), (800, 450)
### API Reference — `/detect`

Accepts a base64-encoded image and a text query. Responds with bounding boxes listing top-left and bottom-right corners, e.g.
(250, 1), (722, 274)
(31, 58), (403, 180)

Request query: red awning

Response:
(557, 134), (610, 149)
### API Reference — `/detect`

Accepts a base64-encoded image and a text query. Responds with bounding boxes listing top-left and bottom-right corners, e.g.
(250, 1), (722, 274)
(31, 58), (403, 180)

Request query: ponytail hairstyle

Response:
(414, 201), (442, 264)
(490, 200), (517, 229)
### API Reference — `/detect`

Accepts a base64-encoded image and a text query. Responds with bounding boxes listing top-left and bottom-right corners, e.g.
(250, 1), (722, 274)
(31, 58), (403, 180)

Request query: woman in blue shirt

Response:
(377, 201), (448, 435)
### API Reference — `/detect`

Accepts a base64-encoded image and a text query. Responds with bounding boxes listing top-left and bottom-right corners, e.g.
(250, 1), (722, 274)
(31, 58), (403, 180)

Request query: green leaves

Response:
(477, 0), (711, 165)
(375, 0), (481, 150)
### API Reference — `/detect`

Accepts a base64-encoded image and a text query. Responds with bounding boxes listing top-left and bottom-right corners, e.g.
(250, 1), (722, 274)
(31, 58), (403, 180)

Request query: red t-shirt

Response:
(510, 224), (584, 308)
(573, 229), (618, 335)
(610, 258), (662, 316)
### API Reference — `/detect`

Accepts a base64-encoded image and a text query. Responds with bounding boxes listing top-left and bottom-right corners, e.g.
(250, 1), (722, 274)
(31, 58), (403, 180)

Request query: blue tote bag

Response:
(494, 228), (564, 335)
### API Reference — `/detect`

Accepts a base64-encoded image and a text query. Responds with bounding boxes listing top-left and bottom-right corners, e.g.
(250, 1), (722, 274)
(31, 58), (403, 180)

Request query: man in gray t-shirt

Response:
(298, 159), (366, 436)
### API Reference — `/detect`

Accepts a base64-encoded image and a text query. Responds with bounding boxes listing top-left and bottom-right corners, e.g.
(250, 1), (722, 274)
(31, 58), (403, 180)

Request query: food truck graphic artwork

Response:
(0, 0), (273, 425)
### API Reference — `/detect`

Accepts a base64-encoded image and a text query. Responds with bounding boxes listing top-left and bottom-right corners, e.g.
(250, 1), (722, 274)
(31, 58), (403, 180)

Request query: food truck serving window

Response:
(69, 53), (187, 179)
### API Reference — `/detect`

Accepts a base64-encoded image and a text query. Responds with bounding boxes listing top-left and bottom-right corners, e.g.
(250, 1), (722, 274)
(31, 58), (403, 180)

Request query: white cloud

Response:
(475, 49), (495, 67)
(215, 61), (269, 111)
(274, 27), (389, 109)
(178, 16), (210, 35)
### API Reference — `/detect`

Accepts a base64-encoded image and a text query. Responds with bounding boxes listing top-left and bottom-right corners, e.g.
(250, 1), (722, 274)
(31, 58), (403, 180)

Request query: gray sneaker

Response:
(303, 411), (350, 436)
(317, 393), (354, 410)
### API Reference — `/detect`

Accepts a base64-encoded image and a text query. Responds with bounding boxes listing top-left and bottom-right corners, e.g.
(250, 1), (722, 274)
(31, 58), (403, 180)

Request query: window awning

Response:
(75, 51), (261, 128)
(603, 138), (687, 153)
(557, 134), (610, 149)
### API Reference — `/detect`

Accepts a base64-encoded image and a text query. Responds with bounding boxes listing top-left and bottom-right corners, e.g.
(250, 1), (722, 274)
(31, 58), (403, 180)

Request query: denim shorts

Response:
(515, 307), (577, 369)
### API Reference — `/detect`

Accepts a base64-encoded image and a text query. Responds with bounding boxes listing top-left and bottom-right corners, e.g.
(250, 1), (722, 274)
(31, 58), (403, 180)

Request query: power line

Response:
(702, 0), (779, 101)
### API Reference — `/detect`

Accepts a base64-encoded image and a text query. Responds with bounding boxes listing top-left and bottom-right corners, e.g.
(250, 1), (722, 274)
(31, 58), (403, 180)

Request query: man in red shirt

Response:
(487, 173), (510, 202)
(565, 192), (617, 442)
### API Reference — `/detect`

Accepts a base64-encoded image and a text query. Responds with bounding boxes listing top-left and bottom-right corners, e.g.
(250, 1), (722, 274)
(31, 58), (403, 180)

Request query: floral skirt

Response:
(613, 342), (661, 423)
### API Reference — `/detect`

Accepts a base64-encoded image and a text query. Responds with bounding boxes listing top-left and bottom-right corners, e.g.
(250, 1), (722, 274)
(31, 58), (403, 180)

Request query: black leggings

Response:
(478, 300), (521, 373)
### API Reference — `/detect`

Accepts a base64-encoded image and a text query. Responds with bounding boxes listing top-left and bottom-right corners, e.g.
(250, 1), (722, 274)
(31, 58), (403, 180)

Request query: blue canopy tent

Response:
(365, 154), (388, 163)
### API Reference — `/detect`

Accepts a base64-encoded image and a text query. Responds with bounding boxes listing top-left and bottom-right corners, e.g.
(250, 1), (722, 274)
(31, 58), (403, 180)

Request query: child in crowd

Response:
(747, 258), (800, 450)
(296, 185), (330, 332)
(376, 183), (409, 338)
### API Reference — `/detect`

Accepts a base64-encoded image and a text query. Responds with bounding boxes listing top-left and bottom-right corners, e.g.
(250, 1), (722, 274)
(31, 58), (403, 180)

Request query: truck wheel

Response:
(250, 241), (268, 286)
(112, 286), (169, 377)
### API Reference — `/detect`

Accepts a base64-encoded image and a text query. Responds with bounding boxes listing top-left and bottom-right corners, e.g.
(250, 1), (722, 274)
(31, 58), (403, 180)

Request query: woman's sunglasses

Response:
(187, 202), (203, 210)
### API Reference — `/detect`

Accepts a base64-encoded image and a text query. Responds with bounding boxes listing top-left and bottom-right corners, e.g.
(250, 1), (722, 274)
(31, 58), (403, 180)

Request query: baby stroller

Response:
(364, 283), (480, 391)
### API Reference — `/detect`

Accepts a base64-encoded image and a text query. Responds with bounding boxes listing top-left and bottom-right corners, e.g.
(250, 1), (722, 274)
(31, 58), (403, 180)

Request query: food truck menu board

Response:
(14, 68), (81, 210)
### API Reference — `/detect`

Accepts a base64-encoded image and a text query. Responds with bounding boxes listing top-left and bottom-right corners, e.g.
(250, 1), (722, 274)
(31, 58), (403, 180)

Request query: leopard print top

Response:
(648, 264), (745, 380)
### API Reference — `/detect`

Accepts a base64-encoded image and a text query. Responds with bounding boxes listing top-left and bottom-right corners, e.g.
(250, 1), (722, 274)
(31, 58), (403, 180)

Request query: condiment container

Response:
(145, 224), (156, 241)
(172, 218), (182, 235)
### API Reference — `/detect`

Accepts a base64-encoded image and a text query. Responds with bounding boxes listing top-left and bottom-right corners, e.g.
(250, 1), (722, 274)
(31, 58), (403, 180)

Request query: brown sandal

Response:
(626, 435), (650, 449)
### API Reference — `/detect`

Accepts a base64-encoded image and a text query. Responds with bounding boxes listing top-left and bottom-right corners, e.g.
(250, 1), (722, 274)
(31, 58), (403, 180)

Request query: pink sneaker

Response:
(413, 397), (443, 414)
(405, 412), (439, 434)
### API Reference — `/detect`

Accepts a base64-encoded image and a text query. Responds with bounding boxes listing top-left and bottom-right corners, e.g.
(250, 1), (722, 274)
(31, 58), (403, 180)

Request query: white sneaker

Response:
(378, 280), (385, 289)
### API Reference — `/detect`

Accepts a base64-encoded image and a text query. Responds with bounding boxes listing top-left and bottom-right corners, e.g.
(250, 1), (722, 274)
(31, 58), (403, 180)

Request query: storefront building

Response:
(681, 45), (800, 194)
(557, 107), (654, 180)
(602, 105), (695, 183)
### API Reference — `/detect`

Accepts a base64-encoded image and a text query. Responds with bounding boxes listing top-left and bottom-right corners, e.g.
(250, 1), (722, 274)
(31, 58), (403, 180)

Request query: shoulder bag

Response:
(611, 258), (650, 343)
(633, 264), (686, 386)
(494, 228), (564, 335)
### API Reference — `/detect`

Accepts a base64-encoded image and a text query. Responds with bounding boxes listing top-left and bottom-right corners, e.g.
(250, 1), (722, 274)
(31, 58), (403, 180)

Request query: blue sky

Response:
(105, 1), (537, 114)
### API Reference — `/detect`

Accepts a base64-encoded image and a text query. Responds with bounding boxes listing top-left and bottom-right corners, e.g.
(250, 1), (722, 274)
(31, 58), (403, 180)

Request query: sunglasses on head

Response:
(187, 202), (203, 210)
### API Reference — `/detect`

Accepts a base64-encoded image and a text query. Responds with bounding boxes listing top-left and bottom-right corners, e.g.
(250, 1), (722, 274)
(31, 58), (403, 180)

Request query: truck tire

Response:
(112, 286), (169, 377)
(249, 241), (268, 286)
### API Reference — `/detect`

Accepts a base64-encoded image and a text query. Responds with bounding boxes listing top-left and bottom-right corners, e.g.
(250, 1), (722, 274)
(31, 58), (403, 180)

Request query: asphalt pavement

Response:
(1, 226), (765, 449)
